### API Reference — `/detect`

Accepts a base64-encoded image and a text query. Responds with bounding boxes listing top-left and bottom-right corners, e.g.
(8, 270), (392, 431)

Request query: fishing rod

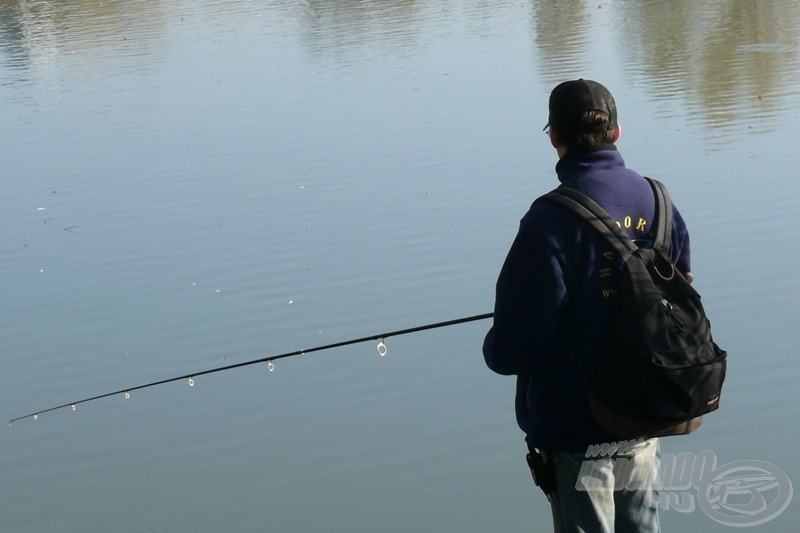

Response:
(9, 312), (493, 425)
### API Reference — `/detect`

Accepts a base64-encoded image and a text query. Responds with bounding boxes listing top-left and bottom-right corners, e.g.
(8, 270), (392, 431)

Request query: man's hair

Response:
(556, 110), (617, 149)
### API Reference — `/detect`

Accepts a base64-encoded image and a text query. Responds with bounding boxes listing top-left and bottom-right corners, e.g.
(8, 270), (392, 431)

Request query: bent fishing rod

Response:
(9, 312), (493, 425)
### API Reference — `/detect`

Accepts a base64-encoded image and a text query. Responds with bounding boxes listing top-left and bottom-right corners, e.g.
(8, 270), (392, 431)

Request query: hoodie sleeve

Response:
(483, 214), (568, 375)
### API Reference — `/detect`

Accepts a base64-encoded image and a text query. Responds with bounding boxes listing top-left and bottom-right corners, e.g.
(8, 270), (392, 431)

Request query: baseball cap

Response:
(544, 79), (617, 135)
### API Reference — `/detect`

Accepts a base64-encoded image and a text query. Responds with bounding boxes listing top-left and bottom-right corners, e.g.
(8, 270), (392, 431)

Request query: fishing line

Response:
(9, 312), (493, 425)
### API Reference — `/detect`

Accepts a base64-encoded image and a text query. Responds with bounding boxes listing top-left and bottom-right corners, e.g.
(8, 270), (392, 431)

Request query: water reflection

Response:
(531, 0), (594, 86)
(295, 0), (421, 71)
(0, 0), (169, 106)
(0, 0), (170, 74)
(0, 0), (58, 70)
(532, 0), (799, 142)
(614, 0), (799, 132)
(4, 0), (798, 135)
(295, 1), (526, 67)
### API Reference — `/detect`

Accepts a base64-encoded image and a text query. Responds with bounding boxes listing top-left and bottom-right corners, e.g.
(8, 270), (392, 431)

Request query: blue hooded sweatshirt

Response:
(483, 145), (690, 452)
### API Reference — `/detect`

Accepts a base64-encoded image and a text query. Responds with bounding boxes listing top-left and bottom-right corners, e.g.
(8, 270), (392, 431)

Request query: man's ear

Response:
(549, 128), (561, 149)
(550, 128), (569, 158)
(612, 123), (622, 143)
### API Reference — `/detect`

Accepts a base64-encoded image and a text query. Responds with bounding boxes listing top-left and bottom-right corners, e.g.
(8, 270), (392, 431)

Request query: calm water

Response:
(2, 1), (798, 531)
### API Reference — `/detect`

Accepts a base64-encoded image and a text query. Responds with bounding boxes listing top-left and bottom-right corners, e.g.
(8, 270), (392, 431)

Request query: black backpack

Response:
(544, 178), (727, 439)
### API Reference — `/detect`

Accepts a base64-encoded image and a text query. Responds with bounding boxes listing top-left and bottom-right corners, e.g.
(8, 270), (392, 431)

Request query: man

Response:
(483, 79), (691, 532)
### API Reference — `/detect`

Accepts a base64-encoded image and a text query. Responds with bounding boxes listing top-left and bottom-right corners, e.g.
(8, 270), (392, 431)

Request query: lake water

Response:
(2, 1), (798, 531)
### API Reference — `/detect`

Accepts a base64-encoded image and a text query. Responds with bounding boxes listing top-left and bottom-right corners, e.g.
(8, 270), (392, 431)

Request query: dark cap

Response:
(544, 79), (617, 135)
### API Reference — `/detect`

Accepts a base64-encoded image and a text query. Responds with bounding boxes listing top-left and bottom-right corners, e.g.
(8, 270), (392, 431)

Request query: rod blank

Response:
(9, 312), (493, 425)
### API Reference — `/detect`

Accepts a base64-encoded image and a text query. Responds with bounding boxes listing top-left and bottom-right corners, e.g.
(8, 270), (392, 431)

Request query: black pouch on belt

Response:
(526, 449), (557, 498)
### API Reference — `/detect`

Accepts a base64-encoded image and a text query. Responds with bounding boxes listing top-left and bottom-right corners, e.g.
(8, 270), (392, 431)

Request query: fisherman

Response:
(483, 79), (692, 532)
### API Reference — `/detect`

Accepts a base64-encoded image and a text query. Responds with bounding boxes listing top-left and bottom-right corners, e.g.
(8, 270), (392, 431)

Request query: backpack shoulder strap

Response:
(646, 177), (672, 256)
(542, 178), (675, 258)
(541, 188), (636, 261)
